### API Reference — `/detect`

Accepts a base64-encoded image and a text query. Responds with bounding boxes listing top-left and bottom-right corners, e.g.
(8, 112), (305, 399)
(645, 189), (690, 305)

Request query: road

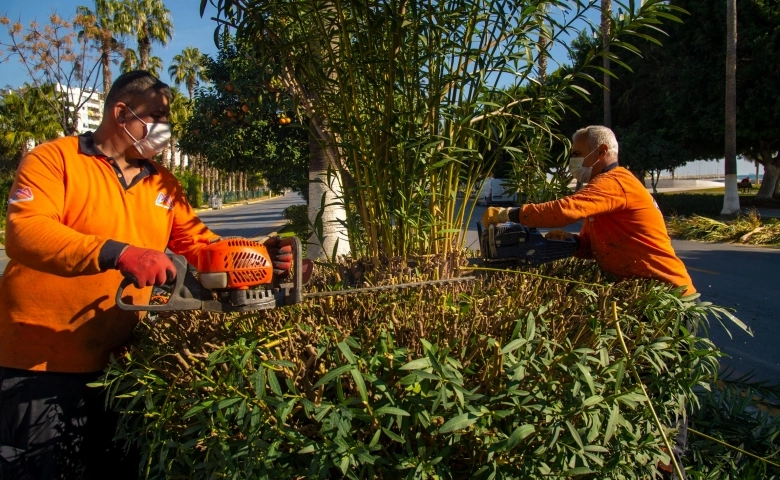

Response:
(0, 196), (777, 381)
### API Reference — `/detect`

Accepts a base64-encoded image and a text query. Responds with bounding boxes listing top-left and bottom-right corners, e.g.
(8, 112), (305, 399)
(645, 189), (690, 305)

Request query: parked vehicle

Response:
(475, 178), (518, 206)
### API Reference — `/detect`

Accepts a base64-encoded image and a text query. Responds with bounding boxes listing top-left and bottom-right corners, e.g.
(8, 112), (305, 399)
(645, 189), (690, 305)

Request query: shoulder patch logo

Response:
(8, 187), (34, 204)
(154, 192), (174, 210)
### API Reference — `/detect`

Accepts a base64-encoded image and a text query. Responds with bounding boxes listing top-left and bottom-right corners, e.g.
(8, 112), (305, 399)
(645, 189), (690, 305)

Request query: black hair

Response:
(103, 70), (172, 114)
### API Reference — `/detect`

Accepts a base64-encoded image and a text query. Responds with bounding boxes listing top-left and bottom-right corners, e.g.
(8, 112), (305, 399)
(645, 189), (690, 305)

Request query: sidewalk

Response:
(194, 193), (278, 213)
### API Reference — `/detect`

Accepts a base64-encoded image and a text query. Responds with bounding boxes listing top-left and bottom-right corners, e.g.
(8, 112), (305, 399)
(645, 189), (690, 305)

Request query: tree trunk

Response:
(602, 0), (612, 128)
(537, 5), (548, 83)
(306, 132), (350, 261)
(756, 145), (780, 200)
(168, 136), (176, 171)
(101, 41), (112, 96)
(721, 0), (739, 215)
(138, 33), (151, 71)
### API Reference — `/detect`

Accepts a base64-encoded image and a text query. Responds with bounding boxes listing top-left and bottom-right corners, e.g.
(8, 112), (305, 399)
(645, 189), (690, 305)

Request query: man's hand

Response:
(264, 236), (295, 278)
(545, 230), (574, 241)
(481, 207), (510, 227)
(116, 246), (176, 288)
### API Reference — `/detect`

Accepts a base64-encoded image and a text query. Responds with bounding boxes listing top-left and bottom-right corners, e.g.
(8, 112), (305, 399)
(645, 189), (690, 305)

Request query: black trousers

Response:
(0, 367), (139, 480)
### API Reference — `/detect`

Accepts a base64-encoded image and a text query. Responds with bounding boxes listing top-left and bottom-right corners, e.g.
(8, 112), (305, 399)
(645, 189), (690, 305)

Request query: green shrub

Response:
(0, 175), (13, 231)
(101, 261), (743, 479)
(283, 204), (310, 241)
(654, 194), (725, 217)
(174, 170), (204, 208)
(687, 374), (780, 478)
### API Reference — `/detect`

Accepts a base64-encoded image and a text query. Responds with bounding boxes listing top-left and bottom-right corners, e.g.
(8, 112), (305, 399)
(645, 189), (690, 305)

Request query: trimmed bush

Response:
(101, 261), (742, 479)
(174, 171), (204, 208)
(654, 194), (724, 217)
(284, 204), (310, 241)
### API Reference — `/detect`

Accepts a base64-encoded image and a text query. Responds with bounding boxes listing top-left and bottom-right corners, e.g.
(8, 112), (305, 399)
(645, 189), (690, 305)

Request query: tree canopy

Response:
(558, 0), (780, 197)
(178, 36), (308, 196)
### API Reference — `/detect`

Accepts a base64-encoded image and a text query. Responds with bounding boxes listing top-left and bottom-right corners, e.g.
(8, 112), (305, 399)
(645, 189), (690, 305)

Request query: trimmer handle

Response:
(115, 255), (203, 311)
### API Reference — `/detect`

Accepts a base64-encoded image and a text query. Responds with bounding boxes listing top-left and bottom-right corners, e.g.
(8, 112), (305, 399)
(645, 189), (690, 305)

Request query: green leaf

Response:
(338, 341), (357, 364)
(604, 404), (620, 445)
(400, 357), (432, 370)
(374, 406), (410, 417)
(267, 371), (283, 396)
(313, 364), (353, 388)
(439, 413), (479, 434)
(564, 467), (593, 476)
(500, 338), (527, 354)
(381, 427), (404, 443)
(565, 420), (584, 451)
(582, 395), (604, 408)
(506, 424), (535, 450)
(351, 368), (368, 402)
(217, 397), (242, 410)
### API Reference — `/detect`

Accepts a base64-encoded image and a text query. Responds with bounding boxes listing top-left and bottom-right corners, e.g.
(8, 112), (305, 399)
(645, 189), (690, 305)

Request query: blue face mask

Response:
(124, 107), (171, 158)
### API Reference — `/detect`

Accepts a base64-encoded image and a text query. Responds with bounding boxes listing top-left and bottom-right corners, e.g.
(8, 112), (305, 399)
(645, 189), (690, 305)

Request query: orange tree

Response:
(178, 35), (308, 197)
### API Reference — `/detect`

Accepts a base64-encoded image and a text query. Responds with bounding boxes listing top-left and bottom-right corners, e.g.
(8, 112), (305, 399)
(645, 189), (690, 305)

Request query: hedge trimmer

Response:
(116, 236), (475, 313)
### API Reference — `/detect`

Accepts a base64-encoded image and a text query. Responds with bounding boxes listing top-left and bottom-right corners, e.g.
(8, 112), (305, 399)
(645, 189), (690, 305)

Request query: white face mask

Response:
(124, 107), (171, 158)
(568, 146), (600, 184)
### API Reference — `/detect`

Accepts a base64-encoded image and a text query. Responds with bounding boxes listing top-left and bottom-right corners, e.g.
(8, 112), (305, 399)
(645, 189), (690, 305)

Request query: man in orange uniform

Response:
(0, 71), (288, 478)
(482, 125), (695, 295)
(482, 125), (693, 479)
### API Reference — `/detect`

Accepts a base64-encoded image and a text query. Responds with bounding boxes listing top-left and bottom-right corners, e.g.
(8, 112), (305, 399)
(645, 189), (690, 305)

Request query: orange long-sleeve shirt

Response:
(519, 166), (695, 295)
(0, 134), (216, 372)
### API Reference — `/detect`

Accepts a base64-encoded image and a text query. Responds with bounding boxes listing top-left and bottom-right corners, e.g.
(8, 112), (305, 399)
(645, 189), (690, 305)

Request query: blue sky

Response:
(0, 0), (221, 90)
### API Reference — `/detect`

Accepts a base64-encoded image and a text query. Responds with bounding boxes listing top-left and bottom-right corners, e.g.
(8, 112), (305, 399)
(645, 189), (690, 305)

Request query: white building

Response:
(58, 84), (103, 133)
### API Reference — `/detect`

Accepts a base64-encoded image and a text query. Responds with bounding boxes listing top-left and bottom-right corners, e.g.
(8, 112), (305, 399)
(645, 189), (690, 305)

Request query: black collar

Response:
(78, 132), (158, 176)
(601, 162), (619, 174)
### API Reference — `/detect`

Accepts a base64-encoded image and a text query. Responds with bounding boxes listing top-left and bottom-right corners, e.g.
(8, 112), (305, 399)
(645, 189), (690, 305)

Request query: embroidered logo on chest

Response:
(154, 192), (174, 210)
(8, 186), (34, 204)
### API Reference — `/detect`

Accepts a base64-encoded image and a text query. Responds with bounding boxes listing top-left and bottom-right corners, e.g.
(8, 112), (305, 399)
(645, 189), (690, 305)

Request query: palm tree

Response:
(120, 48), (164, 78)
(119, 0), (173, 71)
(167, 86), (191, 171)
(722, 0), (739, 215)
(168, 47), (208, 100)
(76, 0), (128, 95)
(0, 85), (61, 158)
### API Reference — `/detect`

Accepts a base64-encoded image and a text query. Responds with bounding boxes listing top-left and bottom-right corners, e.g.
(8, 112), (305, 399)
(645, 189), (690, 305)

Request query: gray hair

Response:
(573, 125), (619, 158)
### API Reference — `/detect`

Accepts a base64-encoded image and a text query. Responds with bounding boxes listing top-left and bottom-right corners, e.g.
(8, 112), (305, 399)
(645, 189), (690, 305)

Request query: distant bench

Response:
(738, 180), (754, 193)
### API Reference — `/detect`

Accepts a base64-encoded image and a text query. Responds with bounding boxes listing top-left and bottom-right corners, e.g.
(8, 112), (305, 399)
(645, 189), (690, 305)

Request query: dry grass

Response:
(668, 210), (780, 246)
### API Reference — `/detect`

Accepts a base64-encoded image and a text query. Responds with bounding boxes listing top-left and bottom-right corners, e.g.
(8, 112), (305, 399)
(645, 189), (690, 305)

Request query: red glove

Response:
(264, 236), (295, 278)
(116, 246), (176, 288)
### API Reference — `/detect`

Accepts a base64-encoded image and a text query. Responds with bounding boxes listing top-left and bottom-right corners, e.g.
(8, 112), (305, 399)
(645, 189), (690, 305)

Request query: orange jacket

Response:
(0, 135), (216, 372)
(519, 166), (695, 295)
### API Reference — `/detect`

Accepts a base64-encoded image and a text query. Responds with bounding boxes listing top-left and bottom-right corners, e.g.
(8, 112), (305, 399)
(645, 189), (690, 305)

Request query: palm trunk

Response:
(721, 0), (739, 215)
(138, 34), (151, 70)
(307, 132), (349, 261)
(601, 0), (612, 128)
(101, 41), (112, 96)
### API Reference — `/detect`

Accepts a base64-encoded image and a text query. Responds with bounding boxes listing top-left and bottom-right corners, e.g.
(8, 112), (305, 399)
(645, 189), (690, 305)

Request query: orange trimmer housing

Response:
(196, 238), (274, 289)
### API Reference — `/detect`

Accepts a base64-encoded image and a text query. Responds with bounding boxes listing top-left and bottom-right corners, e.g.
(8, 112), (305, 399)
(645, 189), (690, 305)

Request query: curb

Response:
(194, 195), (276, 213)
